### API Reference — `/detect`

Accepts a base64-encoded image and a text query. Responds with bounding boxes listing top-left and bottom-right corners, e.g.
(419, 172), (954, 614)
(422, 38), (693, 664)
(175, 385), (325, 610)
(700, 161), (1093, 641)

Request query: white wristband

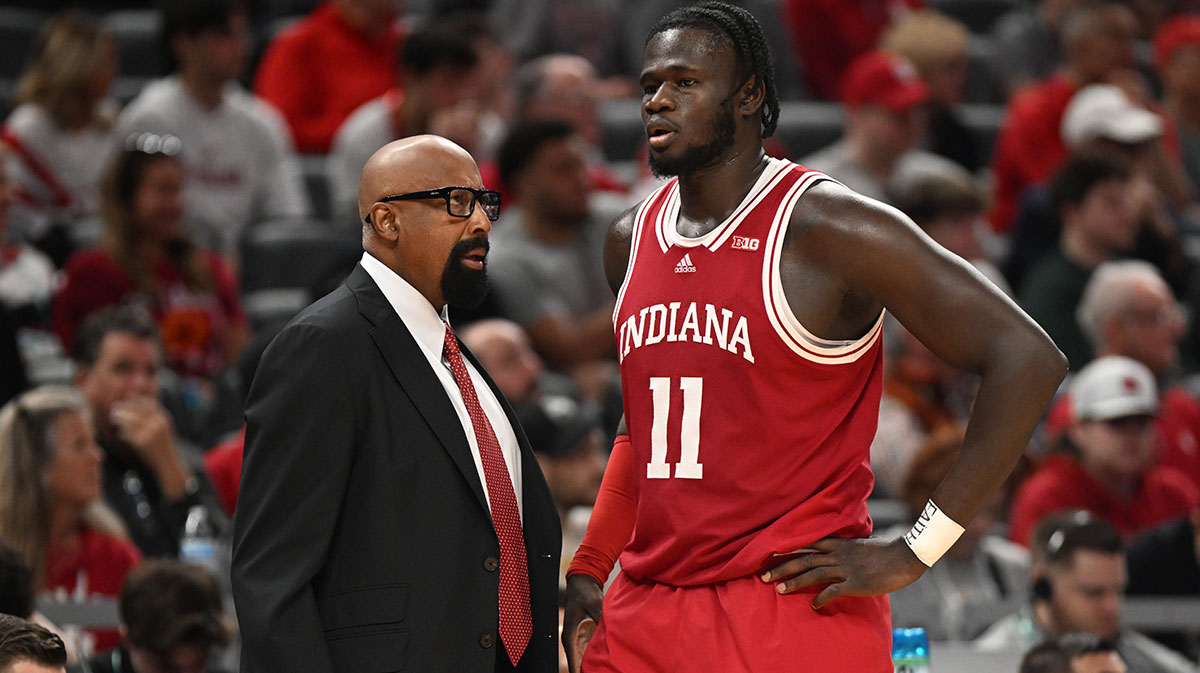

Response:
(903, 500), (965, 567)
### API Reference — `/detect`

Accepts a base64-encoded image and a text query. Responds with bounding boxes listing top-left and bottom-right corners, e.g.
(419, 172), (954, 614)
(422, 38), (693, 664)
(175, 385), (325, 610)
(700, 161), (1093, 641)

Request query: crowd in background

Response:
(2, 0), (1200, 671)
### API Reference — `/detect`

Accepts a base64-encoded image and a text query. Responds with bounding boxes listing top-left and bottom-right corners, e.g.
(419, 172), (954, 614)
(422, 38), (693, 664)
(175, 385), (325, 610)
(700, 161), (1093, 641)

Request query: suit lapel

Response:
(349, 266), (490, 515)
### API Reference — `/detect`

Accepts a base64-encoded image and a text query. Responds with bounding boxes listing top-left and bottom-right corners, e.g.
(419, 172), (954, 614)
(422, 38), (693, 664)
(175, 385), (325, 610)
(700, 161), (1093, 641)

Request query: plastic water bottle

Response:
(892, 627), (932, 673)
(180, 505), (218, 568)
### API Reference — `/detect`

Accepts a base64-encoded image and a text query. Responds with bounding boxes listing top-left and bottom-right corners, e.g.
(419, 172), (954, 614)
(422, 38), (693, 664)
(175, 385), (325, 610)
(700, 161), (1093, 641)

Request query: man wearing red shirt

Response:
(989, 0), (1137, 233)
(1010, 355), (1199, 546)
(254, 0), (402, 154)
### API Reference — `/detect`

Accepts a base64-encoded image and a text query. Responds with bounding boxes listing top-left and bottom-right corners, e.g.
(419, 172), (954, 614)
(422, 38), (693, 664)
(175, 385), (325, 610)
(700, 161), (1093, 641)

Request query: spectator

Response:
(517, 386), (606, 588)
(1020, 633), (1127, 673)
(0, 614), (68, 673)
(70, 560), (232, 673)
(1019, 152), (1138, 370)
(1154, 15), (1200, 196)
(977, 511), (1193, 673)
(879, 9), (981, 172)
(69, 306), (224, 559)
(1008, 356), (1199, 546)
(327, 22), (483, 225)
(1006, 84), (1184, 295)
(0, 541), (74, 664)
(990, 0), (1138, 234)
(0, 386), (141, 654)
(459, 318), (546, 406)
(800, 50), (967, 206)
(1124, 510), (1200, 660)
(488, 120), (620, 381)
(52, 135), (248, 383)
(1, 12), (118, 266)
(989, 0), (1089, 98)
(780, 0), (921, 101)
(886, 429), (1030, 641)
(1043, 261), (1200, 493)
(253, 0), (403, 154)
(116, 0), (309, 256)
(893, 172), (1010, 294)
(0, 143), (56, 328)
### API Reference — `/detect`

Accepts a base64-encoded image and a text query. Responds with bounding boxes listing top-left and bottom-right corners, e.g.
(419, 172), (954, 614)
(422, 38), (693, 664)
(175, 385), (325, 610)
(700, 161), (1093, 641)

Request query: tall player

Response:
(561, 3), (1067, 672)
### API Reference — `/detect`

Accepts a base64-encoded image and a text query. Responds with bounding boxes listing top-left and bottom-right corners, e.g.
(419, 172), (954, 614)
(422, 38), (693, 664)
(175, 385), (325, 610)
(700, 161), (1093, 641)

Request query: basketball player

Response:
(561, 3), (1067, 672)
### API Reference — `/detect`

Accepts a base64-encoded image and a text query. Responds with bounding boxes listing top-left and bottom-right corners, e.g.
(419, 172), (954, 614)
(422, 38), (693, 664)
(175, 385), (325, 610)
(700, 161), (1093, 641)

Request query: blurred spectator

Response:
(1125, 510), (1200, 660)
(893, 172), (1010, 294)
(1155, 15), (1200, 195)
(503, 54), (628, 196)
(870, 316), (975, 499)
(0, 529), (75, 663)
(1006, 84), (1185, 295)
(116, 0), (309, 256)
(518, 386), (606, 589)
(879, 9), (981, 172)
(990, 0), (1138, 234)
(253, 0), (403, 154)
(459, 318), (545, 406)
(0, 614), (68, 673)
(70, 560), (232, 673)
(69, 306), (224, 559)
(887, 428), (1030, 641)
(1, 12), (119, 266)
(488, 0), (629, 78)
(977, 511), (1193, 673)
(328, 22), (484, 225)
(52, 135), (248, 382)
(1008, 356), (1199, 547)
(1019, 633), (1127, 673)
(1019, 152), (1138, 370)
(1043, 261), (1200, 493)
(488, 120), (619, 382)
(989, 0), (1088, 98)
(800, 51), (967, 206)
(780, 0), (921, 101)
(0, 143), (56, 327)
(0, 386), (141, 655)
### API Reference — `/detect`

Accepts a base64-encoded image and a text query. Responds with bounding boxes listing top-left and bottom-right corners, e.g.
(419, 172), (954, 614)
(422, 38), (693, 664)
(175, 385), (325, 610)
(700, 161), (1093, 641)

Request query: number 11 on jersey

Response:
(646, 376), (704, 479)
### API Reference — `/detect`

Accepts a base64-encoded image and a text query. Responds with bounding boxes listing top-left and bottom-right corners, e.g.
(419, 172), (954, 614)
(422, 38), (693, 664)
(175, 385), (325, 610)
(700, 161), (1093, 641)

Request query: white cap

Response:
(1061, 84), (1163, 149)
(1071, 355), (1159, 421)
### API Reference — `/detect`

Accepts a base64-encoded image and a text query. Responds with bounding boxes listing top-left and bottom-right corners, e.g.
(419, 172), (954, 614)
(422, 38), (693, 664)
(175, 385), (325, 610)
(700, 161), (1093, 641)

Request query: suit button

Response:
(480, 632), (495, 648)
(483, 556), (499, 572)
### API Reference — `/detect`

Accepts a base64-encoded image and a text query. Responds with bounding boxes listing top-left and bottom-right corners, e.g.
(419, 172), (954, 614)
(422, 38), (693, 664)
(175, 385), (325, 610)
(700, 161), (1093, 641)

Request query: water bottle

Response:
(180, 505), (218, 568)
(892, 627), (932, 673)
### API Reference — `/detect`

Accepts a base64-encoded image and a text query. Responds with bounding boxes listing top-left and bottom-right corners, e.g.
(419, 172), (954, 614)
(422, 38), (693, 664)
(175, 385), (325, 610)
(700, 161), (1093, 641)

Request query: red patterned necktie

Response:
(442, 322), (532, 665)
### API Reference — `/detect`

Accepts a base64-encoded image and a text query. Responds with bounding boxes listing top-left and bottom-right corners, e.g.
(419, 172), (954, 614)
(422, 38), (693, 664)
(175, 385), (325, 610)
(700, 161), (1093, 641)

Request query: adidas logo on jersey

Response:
(674, 253), (696, 273)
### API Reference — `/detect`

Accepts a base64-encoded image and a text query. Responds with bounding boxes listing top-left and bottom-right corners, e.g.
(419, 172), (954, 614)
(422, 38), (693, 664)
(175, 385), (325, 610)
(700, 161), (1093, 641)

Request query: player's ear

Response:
(738, 75), (764, 114)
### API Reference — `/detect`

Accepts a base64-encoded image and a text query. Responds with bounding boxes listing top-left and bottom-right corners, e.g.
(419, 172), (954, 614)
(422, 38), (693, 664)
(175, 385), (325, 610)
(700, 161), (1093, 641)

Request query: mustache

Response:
(450, 236), (490, 261)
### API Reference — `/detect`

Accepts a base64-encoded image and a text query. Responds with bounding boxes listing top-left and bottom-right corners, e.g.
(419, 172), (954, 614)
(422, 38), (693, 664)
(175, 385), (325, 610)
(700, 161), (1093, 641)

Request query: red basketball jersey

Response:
(613, 158), (884, 586)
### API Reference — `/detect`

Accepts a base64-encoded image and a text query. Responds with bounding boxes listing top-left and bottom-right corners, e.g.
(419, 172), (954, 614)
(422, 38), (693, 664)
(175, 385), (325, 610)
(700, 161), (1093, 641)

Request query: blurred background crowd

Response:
(2, 0), (1200, 671)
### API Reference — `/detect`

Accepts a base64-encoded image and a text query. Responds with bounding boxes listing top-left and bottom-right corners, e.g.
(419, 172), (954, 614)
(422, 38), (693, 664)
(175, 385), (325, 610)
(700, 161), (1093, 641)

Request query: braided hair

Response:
(647, 2), (780, 138)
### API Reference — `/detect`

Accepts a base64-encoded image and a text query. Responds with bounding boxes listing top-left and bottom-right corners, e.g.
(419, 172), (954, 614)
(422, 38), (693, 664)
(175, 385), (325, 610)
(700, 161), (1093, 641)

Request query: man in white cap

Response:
(1008, 355), (1199, 546)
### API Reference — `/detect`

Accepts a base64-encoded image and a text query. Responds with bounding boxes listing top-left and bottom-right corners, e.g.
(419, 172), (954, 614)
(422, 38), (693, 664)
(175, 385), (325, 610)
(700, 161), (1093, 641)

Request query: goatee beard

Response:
(648, 97), (737, 178)
(441, 236), (490, 309)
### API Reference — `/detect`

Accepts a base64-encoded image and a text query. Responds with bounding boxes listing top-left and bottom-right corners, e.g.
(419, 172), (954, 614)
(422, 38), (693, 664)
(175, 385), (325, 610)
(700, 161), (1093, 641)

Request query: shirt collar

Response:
(359, 251), (450, 356)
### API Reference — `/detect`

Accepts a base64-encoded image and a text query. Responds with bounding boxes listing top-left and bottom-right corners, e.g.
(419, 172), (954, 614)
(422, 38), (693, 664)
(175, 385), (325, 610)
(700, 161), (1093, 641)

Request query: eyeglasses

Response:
(365, 186), (501, 223)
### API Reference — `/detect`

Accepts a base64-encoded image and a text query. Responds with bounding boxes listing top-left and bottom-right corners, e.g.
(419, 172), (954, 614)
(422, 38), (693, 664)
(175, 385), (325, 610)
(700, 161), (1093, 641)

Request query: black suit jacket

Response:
(232, 264), (561, 673)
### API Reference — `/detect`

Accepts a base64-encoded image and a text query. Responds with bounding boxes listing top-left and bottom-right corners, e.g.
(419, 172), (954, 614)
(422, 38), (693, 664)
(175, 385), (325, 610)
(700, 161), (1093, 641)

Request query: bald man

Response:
(232, 136), (562, 673)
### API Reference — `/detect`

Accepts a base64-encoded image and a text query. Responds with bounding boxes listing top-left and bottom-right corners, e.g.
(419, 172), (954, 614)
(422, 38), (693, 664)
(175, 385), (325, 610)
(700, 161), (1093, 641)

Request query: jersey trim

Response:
(613, 180), (677, 327)
(762, 171), (885, 364)
(657, 157), (793, 253)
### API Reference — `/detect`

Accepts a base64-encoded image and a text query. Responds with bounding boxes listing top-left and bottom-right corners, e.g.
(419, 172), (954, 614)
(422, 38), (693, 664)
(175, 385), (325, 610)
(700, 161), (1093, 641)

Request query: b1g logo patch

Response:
(731, 236), (760, 251)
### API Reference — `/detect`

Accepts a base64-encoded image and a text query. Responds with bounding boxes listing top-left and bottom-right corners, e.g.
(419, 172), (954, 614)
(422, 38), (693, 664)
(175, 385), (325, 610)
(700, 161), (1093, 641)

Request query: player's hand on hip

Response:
(563, 574), (604, 673)
(760, 536), (927, 610)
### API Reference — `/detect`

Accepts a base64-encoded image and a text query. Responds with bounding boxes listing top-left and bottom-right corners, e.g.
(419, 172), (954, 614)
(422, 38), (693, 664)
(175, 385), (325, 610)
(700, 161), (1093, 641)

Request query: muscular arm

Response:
(765, 181), (1067, 606)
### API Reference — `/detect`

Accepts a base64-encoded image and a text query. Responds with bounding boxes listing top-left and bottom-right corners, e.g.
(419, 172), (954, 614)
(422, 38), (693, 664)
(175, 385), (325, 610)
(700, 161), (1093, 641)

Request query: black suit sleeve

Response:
(232, 322), (356, 673)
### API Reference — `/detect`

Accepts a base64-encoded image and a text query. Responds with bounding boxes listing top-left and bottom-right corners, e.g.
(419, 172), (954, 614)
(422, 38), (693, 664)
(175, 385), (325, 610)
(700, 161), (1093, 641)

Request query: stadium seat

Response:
(300, 154), (332, 221)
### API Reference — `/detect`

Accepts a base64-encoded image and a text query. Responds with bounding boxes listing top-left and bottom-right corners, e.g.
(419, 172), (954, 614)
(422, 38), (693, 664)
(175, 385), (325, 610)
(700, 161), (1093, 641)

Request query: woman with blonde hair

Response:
(0, 385), (141, 654)
(1, 11), (119, 262)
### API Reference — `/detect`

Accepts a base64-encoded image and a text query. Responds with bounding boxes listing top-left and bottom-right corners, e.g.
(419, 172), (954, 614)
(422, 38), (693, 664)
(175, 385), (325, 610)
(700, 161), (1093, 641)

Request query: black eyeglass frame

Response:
(364, 186), (501, 223)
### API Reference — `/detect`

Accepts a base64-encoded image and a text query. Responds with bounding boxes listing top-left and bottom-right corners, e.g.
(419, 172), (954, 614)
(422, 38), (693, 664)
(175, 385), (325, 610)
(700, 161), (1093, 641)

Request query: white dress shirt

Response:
(360, 252), (523, 518)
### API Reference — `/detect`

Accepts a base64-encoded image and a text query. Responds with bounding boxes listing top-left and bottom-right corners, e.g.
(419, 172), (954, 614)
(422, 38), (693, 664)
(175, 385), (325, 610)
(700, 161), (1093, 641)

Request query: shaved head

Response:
(358, 135), (477, 223)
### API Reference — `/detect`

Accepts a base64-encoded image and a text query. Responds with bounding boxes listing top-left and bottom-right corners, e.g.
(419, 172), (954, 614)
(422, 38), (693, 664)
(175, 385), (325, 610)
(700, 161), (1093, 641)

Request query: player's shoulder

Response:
(787, 178), (911, 243)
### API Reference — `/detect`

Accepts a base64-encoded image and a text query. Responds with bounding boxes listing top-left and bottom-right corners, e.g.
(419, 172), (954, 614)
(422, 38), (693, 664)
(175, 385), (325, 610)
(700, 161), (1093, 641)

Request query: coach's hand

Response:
(563, 574), (604, 672)
(760, 537), (927, 609)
